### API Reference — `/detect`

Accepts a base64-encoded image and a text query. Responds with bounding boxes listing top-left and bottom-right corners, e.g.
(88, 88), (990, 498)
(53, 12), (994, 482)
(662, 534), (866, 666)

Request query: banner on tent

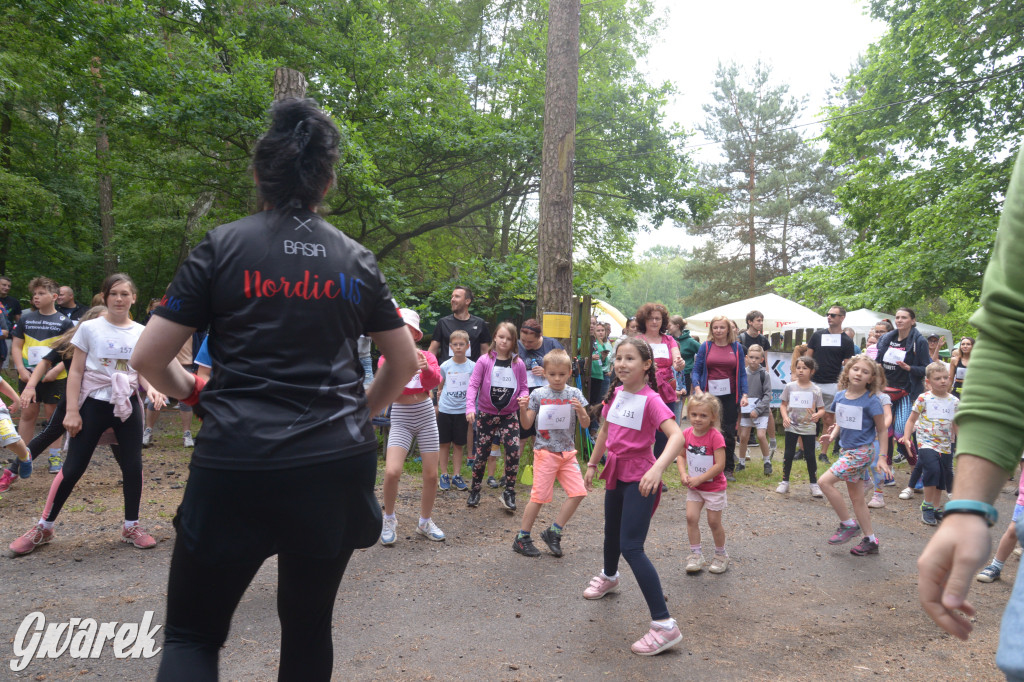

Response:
(765, 352), (791, 408)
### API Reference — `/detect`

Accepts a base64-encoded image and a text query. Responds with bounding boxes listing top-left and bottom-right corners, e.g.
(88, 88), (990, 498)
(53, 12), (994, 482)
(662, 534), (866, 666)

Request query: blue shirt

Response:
(438, 358), (476, 414)
(828, 389), (884, 449)
(195, 336), (211, 368)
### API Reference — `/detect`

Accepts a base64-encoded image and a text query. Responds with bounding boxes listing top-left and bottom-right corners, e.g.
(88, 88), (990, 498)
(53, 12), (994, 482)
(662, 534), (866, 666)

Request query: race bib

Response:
(449, 346), (472, 358)
(741, 402), (754, 414)
(708, 378), (731, 396)
(442, 372), (469, 401)
(686, 446), (714, 476)
(27, 346), (50, 367)
(882, 347), (906, 365)
(404, 372), (423, 390)
(491, 366), (517, 389)
(928, 399), (955, 420)
(98, 336), (134, 360)
(821, 334), (842, 348)
(955, 366), (966, 380)
(607, 390), (647, 430)
(788, 391), (813, 409)
(537, 403), (572, 430)
(836, 403), (864, 429)
(651, 343), (670, 360)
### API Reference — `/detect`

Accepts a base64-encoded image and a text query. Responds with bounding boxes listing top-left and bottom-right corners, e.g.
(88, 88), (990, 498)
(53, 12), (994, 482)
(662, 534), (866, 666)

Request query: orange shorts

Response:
(530, 448), (588, 504)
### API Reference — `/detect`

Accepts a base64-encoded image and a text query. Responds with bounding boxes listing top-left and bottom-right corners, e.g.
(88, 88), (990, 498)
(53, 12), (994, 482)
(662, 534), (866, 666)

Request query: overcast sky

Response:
(630, 0), (888, 256)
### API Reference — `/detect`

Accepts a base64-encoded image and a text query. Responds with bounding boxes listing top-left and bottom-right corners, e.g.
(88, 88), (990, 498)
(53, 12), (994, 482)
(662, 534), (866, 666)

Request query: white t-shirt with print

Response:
(71, 317), (145, 401)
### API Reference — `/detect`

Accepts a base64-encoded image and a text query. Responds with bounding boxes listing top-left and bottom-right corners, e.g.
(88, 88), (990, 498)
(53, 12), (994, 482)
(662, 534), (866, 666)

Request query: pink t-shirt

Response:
(1017, 471), (1024, 507)
(646, 333), (677, 405)
(707, 343), (738, 392)
(683, 426), (727, 492)
(599, 384), (675, 489)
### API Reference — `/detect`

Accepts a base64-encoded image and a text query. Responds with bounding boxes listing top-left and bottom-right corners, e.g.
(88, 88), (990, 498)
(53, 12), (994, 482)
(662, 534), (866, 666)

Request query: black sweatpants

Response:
(603, 480), (669, 621)
(783, 432), (818, 483)
(157, 453), (381, 682)
(720, 393), (739, 473)
(47, 396), (142, 523)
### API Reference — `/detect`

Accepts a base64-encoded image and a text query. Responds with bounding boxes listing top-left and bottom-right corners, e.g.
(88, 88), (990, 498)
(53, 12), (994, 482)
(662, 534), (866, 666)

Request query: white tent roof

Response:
(686, 293), (825, 334)
(592, 299), (625, 339)
(842, 308), (954, 350)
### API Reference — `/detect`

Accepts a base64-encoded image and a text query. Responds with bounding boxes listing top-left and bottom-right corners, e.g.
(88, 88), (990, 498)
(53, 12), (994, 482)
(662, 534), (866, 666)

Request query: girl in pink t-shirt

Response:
(676, 393), (729, 574)
(582, 337), (685, 657)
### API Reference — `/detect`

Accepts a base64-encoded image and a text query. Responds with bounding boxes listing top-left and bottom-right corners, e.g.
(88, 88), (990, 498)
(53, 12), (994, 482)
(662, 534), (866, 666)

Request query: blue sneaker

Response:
(48, 452), (62, 474)
(438, 473), (451, 491)
(451, 474), (468, 491)
(914, 480), (924, 491)
(18, 458), (31, 479)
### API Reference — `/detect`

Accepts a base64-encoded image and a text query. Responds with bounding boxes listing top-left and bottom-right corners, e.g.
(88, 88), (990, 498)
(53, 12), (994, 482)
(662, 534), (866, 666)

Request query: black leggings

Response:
(18, 399), (123, 463)
(720, 393), (738, 472)
(603, 480), (668, 621)
(47, 397), (142, 523)
(653, 400), (677, 458)
(158, 455), (379, 681)
(783, 432), (818, 483)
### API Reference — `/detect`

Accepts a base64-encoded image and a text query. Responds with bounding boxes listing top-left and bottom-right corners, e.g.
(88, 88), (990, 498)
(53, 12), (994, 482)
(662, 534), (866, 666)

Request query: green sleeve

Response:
(955, 146), (1024, 473)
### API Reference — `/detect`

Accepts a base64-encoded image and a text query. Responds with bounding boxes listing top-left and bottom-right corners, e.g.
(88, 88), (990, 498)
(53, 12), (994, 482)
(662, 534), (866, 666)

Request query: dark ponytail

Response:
(252, 98), (341, 209)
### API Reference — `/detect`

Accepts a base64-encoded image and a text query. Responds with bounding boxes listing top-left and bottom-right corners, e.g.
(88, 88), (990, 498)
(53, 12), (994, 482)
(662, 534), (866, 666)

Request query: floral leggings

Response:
(471, 412), (520, 493)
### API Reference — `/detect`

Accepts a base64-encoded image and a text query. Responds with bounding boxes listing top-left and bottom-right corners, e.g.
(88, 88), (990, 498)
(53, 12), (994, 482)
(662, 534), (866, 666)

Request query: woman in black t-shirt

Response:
(133, 99), (419, 681)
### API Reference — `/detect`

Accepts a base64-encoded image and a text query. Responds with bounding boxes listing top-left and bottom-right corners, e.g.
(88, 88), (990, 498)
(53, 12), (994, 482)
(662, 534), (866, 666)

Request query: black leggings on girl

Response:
(783, 432), (818, 483)
(47, 397), (143, 523)
(603, 480), (669, 621)
(20, 399), (124, 463)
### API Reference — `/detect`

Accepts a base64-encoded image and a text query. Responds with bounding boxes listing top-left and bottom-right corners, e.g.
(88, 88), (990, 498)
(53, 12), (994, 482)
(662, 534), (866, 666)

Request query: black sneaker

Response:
(763, 460), (773, 476)
(725, 471), (737, 482)
(487, 475), (500, 489)
(467, 490), (481, 507)
(850, 537), (880, 556)
(512, 534), (540, 557)
(818, 452), (830, 464)
(735, 459), (746, 472)
(540, 528), (563, 557)
(500, 489), (517, 512)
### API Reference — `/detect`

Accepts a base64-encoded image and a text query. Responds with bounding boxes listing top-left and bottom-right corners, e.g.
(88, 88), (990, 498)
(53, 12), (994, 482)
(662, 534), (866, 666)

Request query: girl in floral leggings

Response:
(465, 322), (528, 512)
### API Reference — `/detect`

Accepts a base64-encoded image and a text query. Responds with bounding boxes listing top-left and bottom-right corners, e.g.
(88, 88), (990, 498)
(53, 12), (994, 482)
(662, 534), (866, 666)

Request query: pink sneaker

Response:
(10, 523), (54, 555)
(828, 522), (861, 545)
(121, 524), (156, 549)
(0, 468), (17, 493)
(583, 573), (619, 600)
(631, 621), (683, 656)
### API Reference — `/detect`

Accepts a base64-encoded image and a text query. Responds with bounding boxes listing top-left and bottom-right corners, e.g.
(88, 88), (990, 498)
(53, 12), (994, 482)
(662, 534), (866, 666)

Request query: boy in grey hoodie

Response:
(738, 344), (774, 475)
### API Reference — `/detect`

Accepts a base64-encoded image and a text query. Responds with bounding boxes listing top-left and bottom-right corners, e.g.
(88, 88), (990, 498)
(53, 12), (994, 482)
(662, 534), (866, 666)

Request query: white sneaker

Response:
(416, 518), (445, 542)
(183, 430), (195, 448)
(775, 481), (790, 494)
(898, 487), (914, 500)
(142, 427), (153, 447)
(381, 516), (397, 545)
(685, 553), (706, 573)
(810, 483), (823, 498)
(867, 492), (885, 508)
(1014, 547), (1022, 558)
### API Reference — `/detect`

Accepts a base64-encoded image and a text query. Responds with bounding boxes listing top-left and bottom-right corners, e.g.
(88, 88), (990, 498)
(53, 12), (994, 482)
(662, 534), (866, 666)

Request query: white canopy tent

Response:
(685, 293), (825, 335)
(841, 308), (954, 350)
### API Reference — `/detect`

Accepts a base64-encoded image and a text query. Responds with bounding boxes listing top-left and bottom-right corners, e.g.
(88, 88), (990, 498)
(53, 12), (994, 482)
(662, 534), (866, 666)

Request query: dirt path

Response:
(0, 436), (1017, 681)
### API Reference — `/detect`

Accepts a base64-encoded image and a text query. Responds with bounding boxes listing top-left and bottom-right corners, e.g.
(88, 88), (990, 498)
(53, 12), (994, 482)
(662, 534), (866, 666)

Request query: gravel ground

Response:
(0, 432), (1018, 681)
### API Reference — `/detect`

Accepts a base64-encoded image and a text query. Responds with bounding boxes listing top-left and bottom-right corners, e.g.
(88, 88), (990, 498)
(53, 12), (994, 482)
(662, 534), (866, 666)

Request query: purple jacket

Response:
(466, 352), (529, 416)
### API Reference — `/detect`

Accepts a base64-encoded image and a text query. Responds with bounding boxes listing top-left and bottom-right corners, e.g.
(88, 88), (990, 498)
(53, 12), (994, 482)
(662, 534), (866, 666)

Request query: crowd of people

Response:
(0, 98), (1021, 676)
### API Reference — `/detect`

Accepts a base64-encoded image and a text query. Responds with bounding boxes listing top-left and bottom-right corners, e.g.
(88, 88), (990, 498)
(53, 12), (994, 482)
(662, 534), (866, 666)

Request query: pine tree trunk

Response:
(91, 53), (116, 277)
(536, 0), (580, 343)
(274, 68), (307, 101)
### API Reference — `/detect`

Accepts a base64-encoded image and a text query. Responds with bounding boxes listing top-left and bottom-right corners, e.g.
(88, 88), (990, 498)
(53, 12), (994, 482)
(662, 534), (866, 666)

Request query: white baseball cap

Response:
(399, 308), (423, 342)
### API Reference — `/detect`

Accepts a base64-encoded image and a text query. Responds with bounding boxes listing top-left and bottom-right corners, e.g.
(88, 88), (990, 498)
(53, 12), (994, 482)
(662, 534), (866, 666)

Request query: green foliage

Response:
(600, 245), (701, 317)
(686, 62), (844, 308)
(775, 2), (1024, 308)
(914, 288), (978, 343)
(0, 0), (706, 314)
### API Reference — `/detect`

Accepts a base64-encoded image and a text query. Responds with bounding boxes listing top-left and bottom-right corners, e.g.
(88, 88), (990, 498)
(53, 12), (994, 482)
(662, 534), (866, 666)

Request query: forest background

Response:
(1, 0), (1020, 341)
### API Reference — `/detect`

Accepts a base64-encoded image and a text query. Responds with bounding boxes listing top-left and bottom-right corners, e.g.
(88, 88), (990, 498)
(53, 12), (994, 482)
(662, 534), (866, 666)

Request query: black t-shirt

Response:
(517, 337), (565, 375)
(59, 303), (90, 322)
(881, 335), (910, 390)
(807, 329), (855, 383)
(738, 331), (771, 366)
(432, 314), (492, 361)
(489, 357), (514, 411)
(43, 347), (73, 373)
(1, 295), (21, 325)
(153, 208), (405, 471)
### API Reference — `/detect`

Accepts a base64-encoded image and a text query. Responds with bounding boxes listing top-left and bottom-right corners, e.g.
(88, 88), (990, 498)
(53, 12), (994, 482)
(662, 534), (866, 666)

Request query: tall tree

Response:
(773, 1), (1024, 311)
(688, 62), (841, 304)
(536, 0), (580, 335)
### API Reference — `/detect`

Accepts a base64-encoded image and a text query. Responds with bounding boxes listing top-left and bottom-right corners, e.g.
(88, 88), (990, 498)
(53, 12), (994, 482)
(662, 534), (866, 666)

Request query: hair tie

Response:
(293, 118), (312, 151)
